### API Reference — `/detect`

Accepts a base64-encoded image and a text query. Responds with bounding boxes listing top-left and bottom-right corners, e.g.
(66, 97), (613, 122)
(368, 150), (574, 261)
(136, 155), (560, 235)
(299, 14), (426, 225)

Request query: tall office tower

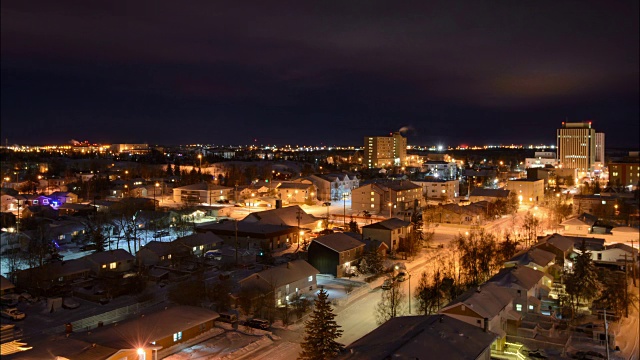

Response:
(595, 132), (605, 164)
(556, 121), (597, 177)
(363, 132), (407, 168)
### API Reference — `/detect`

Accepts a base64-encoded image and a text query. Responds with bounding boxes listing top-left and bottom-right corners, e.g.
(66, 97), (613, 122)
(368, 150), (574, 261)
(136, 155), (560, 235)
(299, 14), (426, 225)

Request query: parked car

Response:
(63, 297), (80, 309)
(154, 230), (170, 238)
(322, 202), (332, 206)
(1, 308), (26, 321)
(0, 295), (19, 307)
(204, 250), (222, 260)
(218, 312), (238, 323)
(244, 318), (270, 330)
(382, 279), (393, 290)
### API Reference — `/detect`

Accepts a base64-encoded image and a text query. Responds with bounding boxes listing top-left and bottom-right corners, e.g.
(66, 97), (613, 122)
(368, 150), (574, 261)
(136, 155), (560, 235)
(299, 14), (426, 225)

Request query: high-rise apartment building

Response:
(595, 132), (605, 164)
(556, 121), (597, 177)
(363, 132), (407, 168)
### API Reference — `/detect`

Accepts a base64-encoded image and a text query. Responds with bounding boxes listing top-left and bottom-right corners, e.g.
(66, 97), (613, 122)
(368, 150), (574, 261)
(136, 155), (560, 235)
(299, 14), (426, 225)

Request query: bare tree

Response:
(375, 277), (405, 325)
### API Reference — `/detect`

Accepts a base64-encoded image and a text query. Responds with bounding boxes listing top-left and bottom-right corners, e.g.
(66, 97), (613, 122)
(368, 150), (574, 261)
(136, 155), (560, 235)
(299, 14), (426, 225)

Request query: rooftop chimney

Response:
(483, 318), (489, 332)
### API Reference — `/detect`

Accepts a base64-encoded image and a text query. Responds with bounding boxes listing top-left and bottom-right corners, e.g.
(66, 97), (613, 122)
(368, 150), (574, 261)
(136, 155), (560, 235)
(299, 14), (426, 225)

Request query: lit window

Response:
(528, 305), (534, 310)
(370, 197), (374, 202)
(371, 204), (375, 208)
(102, 264), (107, 269)
(370, 191), (374, 195)
(173, 331), (182, 342)
(199, 245), (204, 250)
(308, 276), (313, 282)
(109, 262), (117, 270)
(193, 246), (197, 252)
(516, 304), (522, 312)
(168, 254), (172, 259)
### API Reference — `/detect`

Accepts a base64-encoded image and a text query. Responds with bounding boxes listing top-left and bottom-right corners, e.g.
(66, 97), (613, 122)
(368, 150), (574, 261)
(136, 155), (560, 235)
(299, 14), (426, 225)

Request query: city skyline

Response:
(1, 1), (639, 147)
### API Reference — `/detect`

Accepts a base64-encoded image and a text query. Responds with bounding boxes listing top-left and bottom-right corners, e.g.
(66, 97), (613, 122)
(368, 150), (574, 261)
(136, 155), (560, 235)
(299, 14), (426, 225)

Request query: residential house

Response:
(274, 181), (317, 205)
(241, 205), (322, 230)
(47, 191), (78, 206)
(412, 179), (459, 204)
(308, 233), (365, 277)
(578, 243), (639, 269)
(439, 283), (517, 351)
(15, 258), (91, 294)
(304, 173), (359, 201)
(341, 315), (496, 360)
(21, 205), (58, 219)
(468, 188), (510, 203)
(238, 260), (319, 307)
(362, 218), (412, 253)
(57, 203), (96, 217)
(64, 306), (219, 360)
(362, 238), (389, 258)
(561, 213), (598, 236)
(0, 190), (19, 212)
(533, 234), (575, 267)
(197, 221), (301, 251)
(172, 183), (234, 205)
(173, 232), (223, 257)
(83, 249), (135, 276)
(48, 220), (87, 246)
(137, 241), (175, 267)
(486, 266), (553, 314)
(504, 248), (556, 273)
(351, 180), (422, 216)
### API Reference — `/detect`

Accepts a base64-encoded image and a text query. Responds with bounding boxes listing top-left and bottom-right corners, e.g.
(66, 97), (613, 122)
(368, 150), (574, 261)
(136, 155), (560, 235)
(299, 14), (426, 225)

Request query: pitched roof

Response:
(174, 183), (233, 191)
(535, 233), (574, 252)
(83, 249), (135, 265)
(239, 260), (319, 290)
(241, 205), (318, 227)
(173, 232), (223, 247)
(508, 248), (556, 267)
(140, 241), (173, 256)
(75, 306), (219, 349)
(440, 202), (488, 216)
(0, 275), (15, 291)
(363, 218), (411, 231)
(312, 233), (365, 253)
(275, 181), (315, 190)
(442, 283), (514, 320)
(342, 315), (496, 360)
(487, 266), (549, 291)
(197, 221), (297, 238)
(469, 188), (510, 198)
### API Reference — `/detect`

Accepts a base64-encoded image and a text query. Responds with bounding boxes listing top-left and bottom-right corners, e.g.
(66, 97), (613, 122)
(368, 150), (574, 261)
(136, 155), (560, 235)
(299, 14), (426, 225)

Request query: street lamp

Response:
(198, 154), (202, 169)
(343, 193), (348, 225)
(388, 202), (393, 218)
(154, 182), (159, 210)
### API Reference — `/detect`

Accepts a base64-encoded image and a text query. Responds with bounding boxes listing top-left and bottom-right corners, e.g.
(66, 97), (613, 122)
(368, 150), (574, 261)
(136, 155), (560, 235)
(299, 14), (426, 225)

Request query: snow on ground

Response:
(614, 285), (639, 360)
(164, 330), (271, 360)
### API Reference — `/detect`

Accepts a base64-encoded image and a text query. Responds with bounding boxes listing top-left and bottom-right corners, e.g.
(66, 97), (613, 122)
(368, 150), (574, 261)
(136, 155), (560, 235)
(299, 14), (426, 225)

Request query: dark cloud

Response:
(1, 1), (638, 147)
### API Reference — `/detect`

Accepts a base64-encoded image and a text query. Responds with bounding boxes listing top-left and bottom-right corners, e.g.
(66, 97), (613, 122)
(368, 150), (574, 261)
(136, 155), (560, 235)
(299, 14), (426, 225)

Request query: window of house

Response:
(516, 304), (522, 312)
(102, 264), (107, 269)
(199, 245), (204, 250)
(193, 246), (197, 252)
(308, 276), (313, 282)
(173, 332), (182, 342)
(109, 262), (117, 269)
(597, 253), (602, 260)
(371, 204), (374, 208)
(168, 254), (172, 259)
(528, 305), (534, 310)
(59, 235), (65, 240)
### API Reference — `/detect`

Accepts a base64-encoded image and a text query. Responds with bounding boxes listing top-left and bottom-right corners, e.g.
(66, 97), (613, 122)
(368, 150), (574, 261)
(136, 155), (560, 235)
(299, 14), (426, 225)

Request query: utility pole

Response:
(235, 220), (239, 265)
(624, 254), (629, 318)
(343, 193), (347, 226)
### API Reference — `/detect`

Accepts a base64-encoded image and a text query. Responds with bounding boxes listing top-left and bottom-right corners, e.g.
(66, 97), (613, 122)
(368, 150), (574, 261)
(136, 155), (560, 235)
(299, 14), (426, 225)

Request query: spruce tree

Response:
(299, 288), (344, 360)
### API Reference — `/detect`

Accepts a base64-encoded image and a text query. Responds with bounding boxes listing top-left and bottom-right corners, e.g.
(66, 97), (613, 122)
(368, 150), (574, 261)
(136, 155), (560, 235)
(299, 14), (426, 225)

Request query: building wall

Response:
(154, 319), (215, 351)
(506, 180), (544, 204)
(275, 275), (317, 305)
(609, 162), (639, 189)
(557, 122), (596, 176)
(363, 132), (407, 168)
(414, 180), (459, 202)
(352, 184), (383, 213)
(307, 243), (339, 276)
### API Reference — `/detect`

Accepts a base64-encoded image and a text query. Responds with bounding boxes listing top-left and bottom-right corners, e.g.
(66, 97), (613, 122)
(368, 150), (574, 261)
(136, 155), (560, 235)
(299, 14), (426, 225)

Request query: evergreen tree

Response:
(166, 163), (174, 177)
(300, 288), (344, 360)
(348, 218), (359, 233)
(564, 240), (602, 320)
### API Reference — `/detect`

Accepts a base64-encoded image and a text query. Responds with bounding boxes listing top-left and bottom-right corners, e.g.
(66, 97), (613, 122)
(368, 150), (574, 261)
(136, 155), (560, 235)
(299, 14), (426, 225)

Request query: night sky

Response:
(2, 1), (638, 147)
